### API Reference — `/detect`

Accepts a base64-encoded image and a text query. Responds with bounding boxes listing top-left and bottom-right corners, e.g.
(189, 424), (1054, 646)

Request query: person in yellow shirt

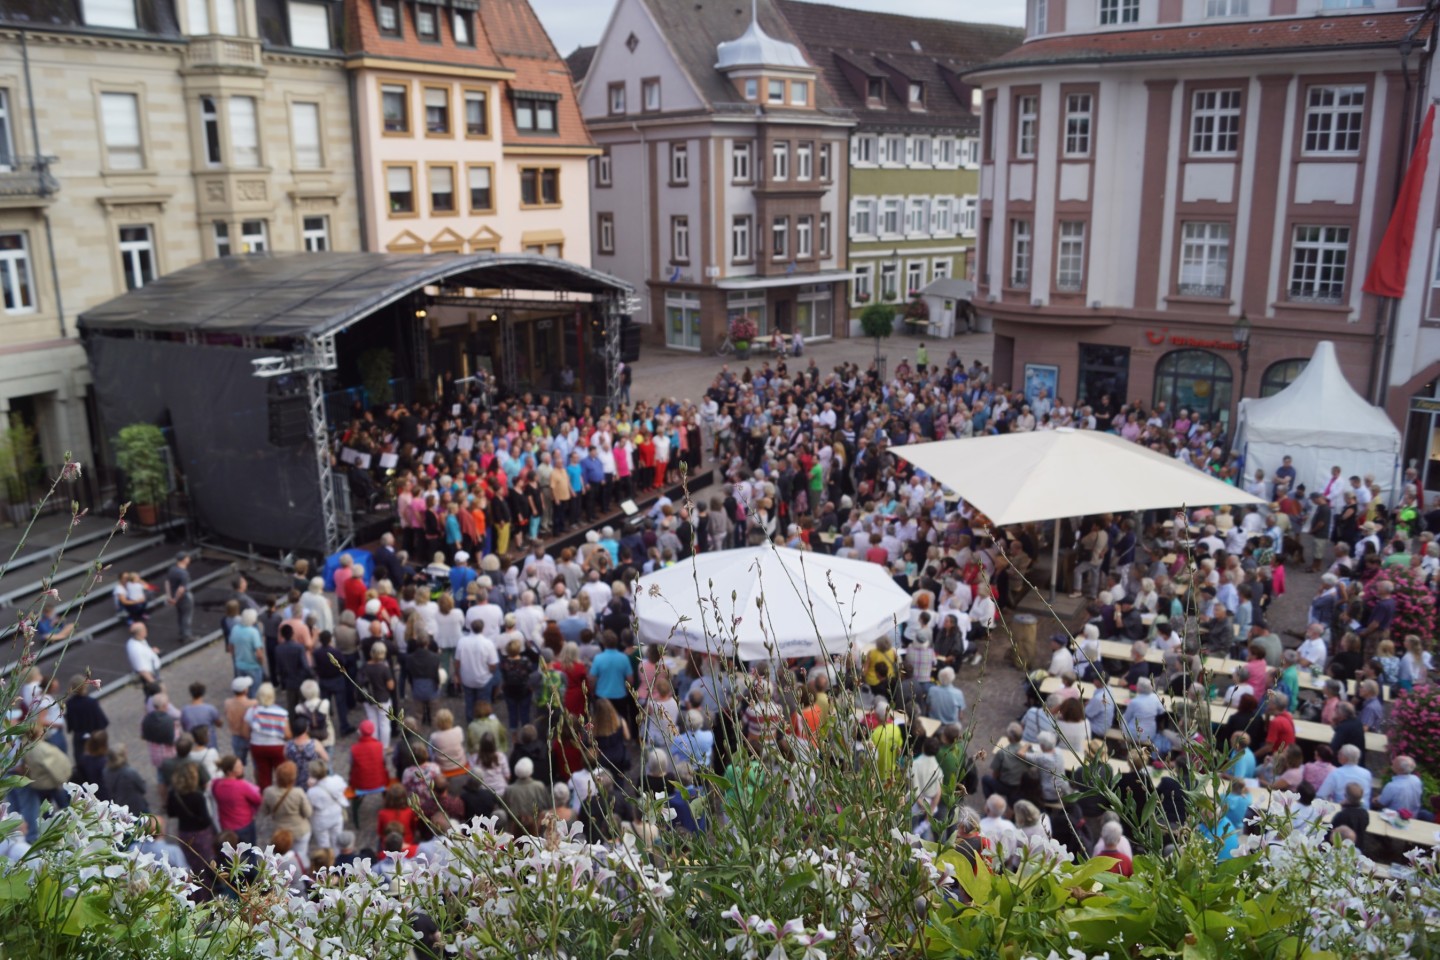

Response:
(870, 700), (904, 779)
(862, 636), (898, 694)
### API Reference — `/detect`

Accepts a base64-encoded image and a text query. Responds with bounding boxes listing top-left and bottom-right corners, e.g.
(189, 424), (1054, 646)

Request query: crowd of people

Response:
(6, 345), (1438, 894)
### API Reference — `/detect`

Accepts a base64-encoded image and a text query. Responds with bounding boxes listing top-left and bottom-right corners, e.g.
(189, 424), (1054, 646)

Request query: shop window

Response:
(1153, 348), (1233, 422)
(1260, 358), (1307, 398)
(1077, 343), (1129, 408)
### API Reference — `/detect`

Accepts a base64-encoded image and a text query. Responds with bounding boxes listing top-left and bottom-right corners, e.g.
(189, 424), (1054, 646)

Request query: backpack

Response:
(501, 657), (532, 698)
(141, 709), (175, 746)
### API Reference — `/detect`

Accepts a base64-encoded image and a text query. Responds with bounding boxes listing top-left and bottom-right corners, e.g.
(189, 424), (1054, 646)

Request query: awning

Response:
(922, 278), (976, 301)
(714, 268), (855, 291)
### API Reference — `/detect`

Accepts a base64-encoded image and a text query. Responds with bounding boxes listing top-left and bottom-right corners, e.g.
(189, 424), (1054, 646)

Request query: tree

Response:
(859, 302), (895, 366)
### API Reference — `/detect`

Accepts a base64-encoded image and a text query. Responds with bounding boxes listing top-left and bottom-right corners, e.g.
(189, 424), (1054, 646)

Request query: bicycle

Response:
(713, 333), (736, 357)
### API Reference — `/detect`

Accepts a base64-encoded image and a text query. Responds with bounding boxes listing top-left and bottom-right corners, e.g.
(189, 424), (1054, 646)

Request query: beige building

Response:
(0, 0), (359, 471)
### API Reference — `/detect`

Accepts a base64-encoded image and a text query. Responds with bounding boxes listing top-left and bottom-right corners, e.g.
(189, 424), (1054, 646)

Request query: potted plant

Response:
(0, 415), (40, 526)
(115, 423), (169, 526)
(904, 293), (931, 329)
(856, 291), (871, 304)
(730, 316), (757, 360)
(859, 302), (896, 369)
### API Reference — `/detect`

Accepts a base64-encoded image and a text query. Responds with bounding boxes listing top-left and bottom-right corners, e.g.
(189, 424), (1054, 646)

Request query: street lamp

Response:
(1232, 312), (1252, 427)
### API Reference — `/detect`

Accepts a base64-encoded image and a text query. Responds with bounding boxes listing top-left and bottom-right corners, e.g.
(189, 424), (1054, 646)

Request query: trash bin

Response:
(1010, 613), (1038, 669)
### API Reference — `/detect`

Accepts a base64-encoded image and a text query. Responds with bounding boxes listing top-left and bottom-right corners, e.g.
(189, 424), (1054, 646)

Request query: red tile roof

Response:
(968, 11), (1432, 74)
(477, 0), (594, 150)
(346, 0), (504, 70)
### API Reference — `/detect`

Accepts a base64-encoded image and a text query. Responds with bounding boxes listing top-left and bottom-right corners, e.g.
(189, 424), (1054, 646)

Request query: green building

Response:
(778, 2), (1021, 336)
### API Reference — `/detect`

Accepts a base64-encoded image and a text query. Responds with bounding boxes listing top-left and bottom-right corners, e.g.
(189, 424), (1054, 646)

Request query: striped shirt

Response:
(246, 704), (290, 746)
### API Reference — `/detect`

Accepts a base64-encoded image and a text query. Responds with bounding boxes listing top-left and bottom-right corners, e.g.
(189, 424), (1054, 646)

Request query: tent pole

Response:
(1050, 517), (1061, 602)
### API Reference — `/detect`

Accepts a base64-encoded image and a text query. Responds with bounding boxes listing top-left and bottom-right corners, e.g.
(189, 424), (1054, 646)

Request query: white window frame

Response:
(0, 90), (13, 171)
(880, 262), (899, 300)
(1303, 85), (1366, 157)
(771, 216), (788, 260)
(1010, 219), (1032, 289)
(771, 143), (788, 181)
(1288, 225), (1351, 304)
(665, 290), (703, 350)
(671, 216), (691, 263)
(1064, 92), (1092, 157)
(200, 95), (222, 167)
(880, 197), (903, 238)
(931, 257), (952, 282)
(796, 216), (813, 258)
(670, 142), (689, 184)
(906, 197), (930, 238)
(959, 196), (978, 237)
(1099, 0), (1140, 24)
(911, 136), (932, 167)
(1178, 221), (1230, 297)
(608, 83), (626, 115)
(819, 212), (831, 257)
(1204, 0), (1249, 15)
(851, 197), (876, 239)
(228, 95), (260, 168)
(961, 137), (981, 169)
(1035, 0), (1048, 33)
(731, 215), (752, 262)
(302, 215), (329, 252)
(290, 101), (322, 170)
(642, 78), (661, 112)
(1016, 95), (1038, 159)
(595, 152), (612, 187)
(1056, 220), (1086, 292)
(906, 260), (925, 297)
(881, 134), (906, 167)
(853, 134), (877, 166)
(83, 0), (137, 29)
(100, 91), (144, 171)
(241, 219), (268, 254)
(731, 141), (752, 182)
(287, 1), (330, 48)
(852, 263), (873, 304)
(597, 213), (615, 254)
(0, 232), (36, 315)
(931, 196), (954, 238)
(452, 8), (471, 44)
(796, 142), (813, 181)
(118, 225), (155, 290)
(767, 79), (786, 104)
(819, 142), (832, 181)
(1190, 89), (1242, 156)
(936, 137), (957, 168)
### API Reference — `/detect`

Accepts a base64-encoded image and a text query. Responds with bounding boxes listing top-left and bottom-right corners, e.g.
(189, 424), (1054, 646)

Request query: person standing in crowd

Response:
(164, 552), (195, 645)
(245, 683), (290, 790)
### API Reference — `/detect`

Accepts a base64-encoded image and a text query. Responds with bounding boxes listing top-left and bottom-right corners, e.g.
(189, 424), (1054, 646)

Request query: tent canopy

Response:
(77, 252), (633, 340)
(1235, 340), (1400, 496)
(633, 546), (912, 661)
(891, 428), (1265, 527)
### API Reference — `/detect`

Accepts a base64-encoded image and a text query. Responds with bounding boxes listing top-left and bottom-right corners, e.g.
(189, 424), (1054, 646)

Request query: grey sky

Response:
(533, 0), (1028, 59)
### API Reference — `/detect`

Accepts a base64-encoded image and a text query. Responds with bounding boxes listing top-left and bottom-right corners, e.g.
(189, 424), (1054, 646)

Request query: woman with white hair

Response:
(300, 577), (334, 633)
(295, 678), (333, 747)
(926, 667), (966, 725)
(244, 683), (291, 790)
(1075, 623), (1103, 680)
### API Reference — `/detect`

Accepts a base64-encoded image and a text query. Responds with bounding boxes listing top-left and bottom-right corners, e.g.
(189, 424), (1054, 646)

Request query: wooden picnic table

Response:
(1090, 639), (1375, 696)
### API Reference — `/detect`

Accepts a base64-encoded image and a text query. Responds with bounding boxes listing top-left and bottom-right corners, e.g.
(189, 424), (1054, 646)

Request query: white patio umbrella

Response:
(890, 428), (1265, 595)
(633, 545), (912, 661)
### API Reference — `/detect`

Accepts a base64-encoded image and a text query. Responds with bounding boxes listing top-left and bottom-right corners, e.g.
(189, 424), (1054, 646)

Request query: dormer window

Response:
(789, 81), (807, 106)
(83, 0), (138, 29)
(415, 3), (438, 40)
(744, 79), (758, 100)
(866, 78), (884, 103)
(377, 0), (400, 35)
(908, 83), (924, 107)
(767, 80), (785, 104)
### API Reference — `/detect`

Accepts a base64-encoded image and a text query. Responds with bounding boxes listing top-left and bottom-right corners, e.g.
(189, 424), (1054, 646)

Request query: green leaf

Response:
(952, 859), (993, 905)
(0, 873), (27, 902)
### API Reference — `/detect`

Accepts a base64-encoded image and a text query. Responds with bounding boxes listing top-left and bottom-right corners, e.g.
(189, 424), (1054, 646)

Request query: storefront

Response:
(1402, 387), (1440, 497)
(650, 271), (849, 353)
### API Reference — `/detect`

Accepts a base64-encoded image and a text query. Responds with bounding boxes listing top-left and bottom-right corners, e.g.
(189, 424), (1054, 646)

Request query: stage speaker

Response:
(268, 394), (311, 446)
(620, 316), (642, 363)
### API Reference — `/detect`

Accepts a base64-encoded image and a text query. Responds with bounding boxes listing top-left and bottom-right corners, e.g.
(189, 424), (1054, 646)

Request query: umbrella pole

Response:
(1050, 517), (1061, 602)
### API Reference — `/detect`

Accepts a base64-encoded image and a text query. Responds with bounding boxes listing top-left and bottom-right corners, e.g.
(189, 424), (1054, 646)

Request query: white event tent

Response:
(633, 546), (912, 661)
(891, 429), (1265, 595)
(1234, 340), (1401, 499)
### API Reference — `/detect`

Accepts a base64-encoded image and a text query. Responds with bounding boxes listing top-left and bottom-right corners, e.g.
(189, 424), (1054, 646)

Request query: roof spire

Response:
(752, 0), (758, 26)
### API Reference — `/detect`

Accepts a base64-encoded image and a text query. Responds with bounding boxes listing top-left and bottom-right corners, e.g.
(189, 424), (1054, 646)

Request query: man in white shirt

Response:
(465, 587), (503, 638)
(1296, 623), (1328, 671)
(125, 622), (162, 692)
(543, 582), (571, 624)
(1047, 635), (1075, 677)
(455, 629), (499, 722)
(1349, 475), (1372, 508)
(512, 591), (546, 649)
(580, 570), (613, 612)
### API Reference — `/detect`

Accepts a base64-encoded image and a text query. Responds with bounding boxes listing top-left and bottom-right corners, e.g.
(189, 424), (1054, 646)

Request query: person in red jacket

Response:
(343, 567), (369, 617)
(347, 719), (388, 828)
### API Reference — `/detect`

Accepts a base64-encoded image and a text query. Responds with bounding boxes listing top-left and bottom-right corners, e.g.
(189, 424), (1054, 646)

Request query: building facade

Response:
(967, 2), (1434, 438)
(1, 0), (359, 470)
(346, 0), (596, 262)
(778, 2), (1021, 336)
(574, 0), (853, 352)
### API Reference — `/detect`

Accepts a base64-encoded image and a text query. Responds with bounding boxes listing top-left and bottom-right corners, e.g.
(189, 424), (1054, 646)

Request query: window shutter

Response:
(849, 137), (860, 164)
(904, 137), (914, 164)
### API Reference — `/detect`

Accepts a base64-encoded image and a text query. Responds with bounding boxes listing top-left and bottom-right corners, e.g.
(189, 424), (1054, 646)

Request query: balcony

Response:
(0, 157), (60, 201)
(184, 36), (264, 74)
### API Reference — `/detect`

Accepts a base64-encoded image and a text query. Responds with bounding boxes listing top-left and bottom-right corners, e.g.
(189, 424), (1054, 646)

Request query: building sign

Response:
(1410, 398), (1440, 414)
(1144, 329), (1240, 351)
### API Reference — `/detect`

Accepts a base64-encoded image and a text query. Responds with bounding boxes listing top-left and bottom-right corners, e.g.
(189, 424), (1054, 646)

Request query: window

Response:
(937, 137), (956, 167)
(463, 89), (488, 137)
(959, 196), (978, 236)
(1034, 0), (1048, 33)
(1178, 222), (1230, 297)
(514, 96), (557, 132)
(429, 164), (456, 213)
(932, 197), (954, 236)
(796, 142), (812, 180)
(1010, 219), (1032, 288)
(1078, 343), (1131, 406)
(287, 2), (330, 48)
(83, 0), (137, 29)
(744, 78), (758, 101)
(1099, 0), (1139, 24)
(424, 87), (450, 136)
(768, 80), (785, 104)
(911, 136), (932, 166)
(795, 283), (832, 339)
(467, 164), (493, 212)
(0, 233), (35, 315)
(200, 96), (222, 166)
(732, 216), (753, 262)
(790, 81), (807, 106)
(671, 217), (690, 262)
(1064, 93), (1092, 157)
(771, 217), (788, 259)
(880, 198), (902, 237)
(962, 138), (981, 168)
(819, 213), (831, 257)
(771, 143), (788, 181)
(1205, 0), (1249, 15)
(906, 261), (925, 296)
(853, 134), (876, 165)
(851, 197), (875, 238)
(415, 2), (438, 39)
(882, 135), (905, 165)
(908, 83), (924, 107)
(1289, 225), (1350, 303)
(452, 9), (473, 45)
(906, 197), (929, 236)
(796, 216), (813, 258)
(1321, 0), (1374, 7)
(731, 141), (752, 181)
(594, 152), (611, 187)
(1056, 221), (1086, 292)
(100, 92), (144, 170)
(214, 0), (237, 33)
(866, 77), (884, 102)
(520, 167), (560, 206)
(1154, 350), (1231, 421)
(381, 84), (409, 134)
(819, 143), (832, 180)
(377, 0), (401, 36)
(1303, 85), (1365, 156)
(1015, 95), (1037, 158)
(666, 291), (703, 350)
(229, 96), (259, 167)
(983, 98), (995, 161)
(1190, 89), (1242, 156)
(0, 91), (12, 171)
(608, 83), (626, 115)
(213, 221), (231, 257)
(386, 164), (415, 214)
(597, 213), (615, 254)
(118, 225), (154, 290)
(669, 143), (689, 184)
(853, 263), (873, 303)
(291, 102), (322, 169)
(1260, 359), (1308, 397)
(241, 220), (267, 253)
(642, 78), (660, 112)
(186, 0), (208, 34)
(302, 216), (329, 252)
(932, 258), (951, 282)
(880, 263), (898, 299)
